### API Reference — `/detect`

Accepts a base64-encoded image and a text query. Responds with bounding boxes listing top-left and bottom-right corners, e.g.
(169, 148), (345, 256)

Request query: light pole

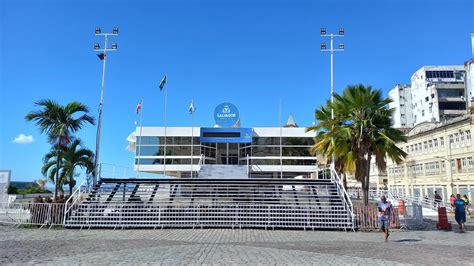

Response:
(320, 27), (345, 174)
(93, 26), (118, 185)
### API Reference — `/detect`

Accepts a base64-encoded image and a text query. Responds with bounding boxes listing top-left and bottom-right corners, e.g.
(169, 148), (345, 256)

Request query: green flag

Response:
(159, 75), (167, 91)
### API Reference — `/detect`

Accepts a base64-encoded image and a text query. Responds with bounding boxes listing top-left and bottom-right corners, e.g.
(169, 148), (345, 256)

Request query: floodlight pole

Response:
(93, 28), (118, 186)
(321, 28), (344, 177)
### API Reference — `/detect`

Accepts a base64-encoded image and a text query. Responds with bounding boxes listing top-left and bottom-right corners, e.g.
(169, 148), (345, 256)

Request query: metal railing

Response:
(331, 166), (355, 230)
(63, 180), (88, 225)
(61, 178), (354, 230)
(64, 202), (353, 230)
(364, 189), (451, 211)
(354, 206), (401, 229)
(0, 202), (66, 228)
(100, 163), (134, 178)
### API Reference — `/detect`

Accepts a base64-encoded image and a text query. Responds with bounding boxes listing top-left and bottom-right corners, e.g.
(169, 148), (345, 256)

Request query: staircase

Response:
(64, 176), (354, 230)
(198, 165), (248, 179)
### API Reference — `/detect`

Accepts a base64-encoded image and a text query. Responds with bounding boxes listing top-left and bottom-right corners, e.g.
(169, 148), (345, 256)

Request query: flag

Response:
(135, 101), (142, 114)
(188, 99), (196, 114)
(159, 75), (167, 90)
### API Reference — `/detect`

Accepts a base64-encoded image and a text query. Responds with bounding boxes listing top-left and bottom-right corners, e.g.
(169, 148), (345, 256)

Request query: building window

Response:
(449, 135), (454, 145)
(461, 158), (468, 169)
(433, 138), (438, 148)
(428, 140), (433, 150)
(422, 110), (425, 116)
(467, 130), (471, 144)
(440, 137), (444, 147)
(455, 133), (459, 143)
(468, 157), (474, 169)
(423, 141), (428, 151)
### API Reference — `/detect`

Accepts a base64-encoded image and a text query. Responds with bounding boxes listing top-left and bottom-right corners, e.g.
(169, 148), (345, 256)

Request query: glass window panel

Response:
(136, 136), (160, 145)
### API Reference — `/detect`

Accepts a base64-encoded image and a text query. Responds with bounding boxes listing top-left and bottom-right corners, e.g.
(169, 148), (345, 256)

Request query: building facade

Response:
(127, 102), (319, 179)
(386, 109), (474, 201)
(465, 59), (474, 108)
(410, 66), (466, 126)
(388, 84), (413, 128)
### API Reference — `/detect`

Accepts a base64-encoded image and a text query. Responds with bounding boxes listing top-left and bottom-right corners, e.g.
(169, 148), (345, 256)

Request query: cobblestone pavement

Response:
(1, 225), (473, 265)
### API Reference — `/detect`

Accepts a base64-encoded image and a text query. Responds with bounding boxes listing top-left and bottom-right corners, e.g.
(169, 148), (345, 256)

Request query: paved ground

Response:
(1, 224), (473, 265)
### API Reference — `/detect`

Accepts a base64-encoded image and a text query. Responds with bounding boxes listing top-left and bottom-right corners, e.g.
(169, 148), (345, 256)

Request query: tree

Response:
(307, 85), (407, 205)
(26, 100), (95, 199)
(61, 139), (95, 195)
(42, 139), (95, 196)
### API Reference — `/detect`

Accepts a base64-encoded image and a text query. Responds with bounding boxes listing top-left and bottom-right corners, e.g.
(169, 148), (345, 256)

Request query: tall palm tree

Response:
(42, 147), (66, 194)
(43, 139), (95, 195)
(307, 85), (407, 205)
(26, 100), (95, 199)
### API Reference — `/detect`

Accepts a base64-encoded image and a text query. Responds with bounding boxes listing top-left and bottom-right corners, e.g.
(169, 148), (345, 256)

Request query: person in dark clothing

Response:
(454, 194), (467, 233)
(434, 191), (442, 207)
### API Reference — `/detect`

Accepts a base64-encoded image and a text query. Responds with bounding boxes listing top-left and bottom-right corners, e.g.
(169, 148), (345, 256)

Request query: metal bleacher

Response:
(64, 178), (354, 230)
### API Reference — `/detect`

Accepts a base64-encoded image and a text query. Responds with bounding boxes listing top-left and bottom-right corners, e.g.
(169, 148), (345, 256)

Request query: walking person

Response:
(462, 195), (470, 215)
(453, 194), (467, 233)
(434, 191), (442, 208)
(450, 194), (456, 205)
(378, 195), (392, 242)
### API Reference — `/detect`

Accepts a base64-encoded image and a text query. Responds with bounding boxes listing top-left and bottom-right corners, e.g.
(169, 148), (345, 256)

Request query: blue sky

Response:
(1, 0), (473, 182)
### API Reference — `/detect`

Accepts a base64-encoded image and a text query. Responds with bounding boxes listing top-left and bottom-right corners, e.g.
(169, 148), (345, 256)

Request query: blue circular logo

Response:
(214, 102), (239, 127)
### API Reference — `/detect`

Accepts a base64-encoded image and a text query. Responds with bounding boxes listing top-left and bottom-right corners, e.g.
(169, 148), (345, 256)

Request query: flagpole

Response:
(163, 81), (168, 177)
(191, 98), (194, 178)
(279, 99), (283, 179)
(137, 98), (144, 178)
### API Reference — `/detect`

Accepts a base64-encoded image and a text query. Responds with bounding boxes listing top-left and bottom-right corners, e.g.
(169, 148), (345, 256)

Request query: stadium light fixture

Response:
(338, 28), (345, 36)
(92, 27), (119, 186)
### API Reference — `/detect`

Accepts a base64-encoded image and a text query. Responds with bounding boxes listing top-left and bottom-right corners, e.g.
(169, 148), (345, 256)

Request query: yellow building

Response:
(387, 107), (474, 201)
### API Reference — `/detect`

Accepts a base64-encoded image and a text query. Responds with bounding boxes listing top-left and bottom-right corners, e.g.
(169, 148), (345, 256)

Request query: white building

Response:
(410, 66), (466, 126)
(127, 102), (320, 179)
(465, 59), (474, 108)
(388, 84), (413, 128)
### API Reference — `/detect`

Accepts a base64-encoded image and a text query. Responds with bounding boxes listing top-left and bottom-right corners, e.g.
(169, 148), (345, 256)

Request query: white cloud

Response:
(13, 134), (34, 144)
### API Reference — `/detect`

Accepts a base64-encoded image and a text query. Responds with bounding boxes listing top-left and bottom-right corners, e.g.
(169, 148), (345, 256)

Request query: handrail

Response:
(196, 154), (204, 178)
(366, 189), (455, 211)
(331, 166), (355, 230)
(63, 179), (87, 225)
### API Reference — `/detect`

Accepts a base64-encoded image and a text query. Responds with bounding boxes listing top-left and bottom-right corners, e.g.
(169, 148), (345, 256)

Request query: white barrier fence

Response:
(0, 202), (66, 227)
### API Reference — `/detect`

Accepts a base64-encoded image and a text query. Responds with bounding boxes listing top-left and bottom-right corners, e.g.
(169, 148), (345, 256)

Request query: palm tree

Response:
(307, 85), (407, 205)
(42, 147), (66, 194)
(26, 100), (95, 199)
(43, 139), (95, 195)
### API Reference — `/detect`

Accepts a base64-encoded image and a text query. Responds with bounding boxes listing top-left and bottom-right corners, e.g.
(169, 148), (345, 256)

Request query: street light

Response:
(92, 26), (119, 186)
(320, 27), (345, 173)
